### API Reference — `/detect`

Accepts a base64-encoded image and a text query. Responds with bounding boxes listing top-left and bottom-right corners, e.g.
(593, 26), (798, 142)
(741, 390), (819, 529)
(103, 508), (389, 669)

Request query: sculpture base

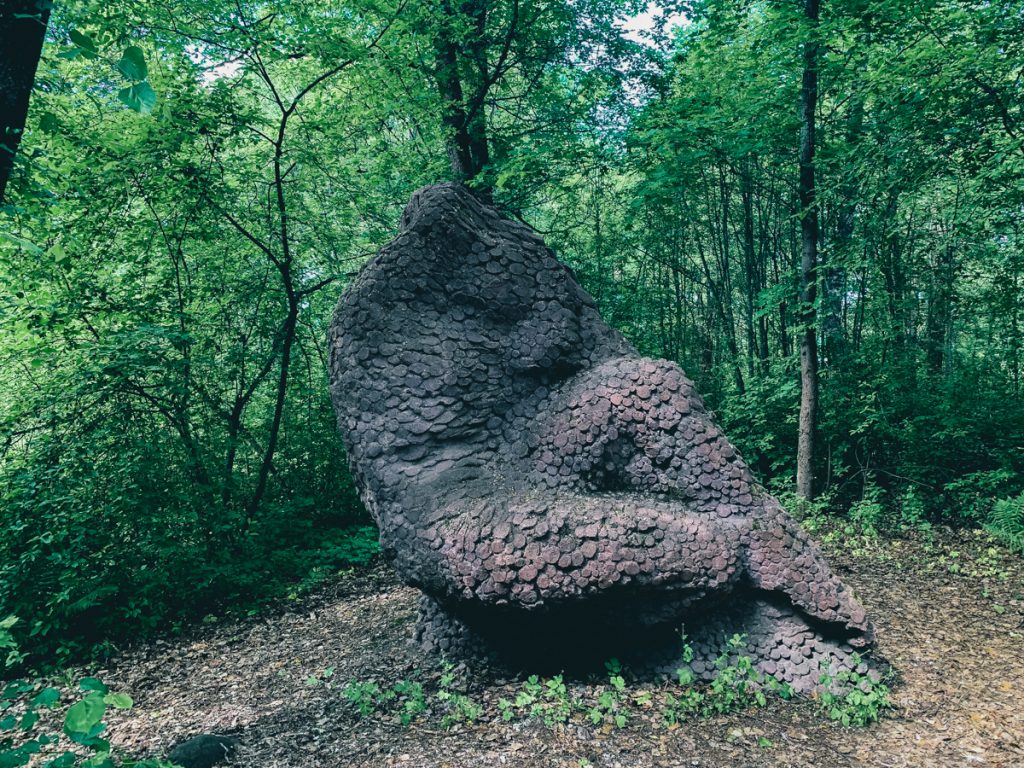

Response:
(414, 591), (878, 693)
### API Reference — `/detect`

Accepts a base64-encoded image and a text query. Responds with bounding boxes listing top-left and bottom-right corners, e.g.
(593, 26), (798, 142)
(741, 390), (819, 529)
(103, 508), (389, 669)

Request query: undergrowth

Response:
(0, 522), (380, 675)
(0, 627), (177, 768)
(342, 637), (891, 732)
(986, 493), (1024, 554)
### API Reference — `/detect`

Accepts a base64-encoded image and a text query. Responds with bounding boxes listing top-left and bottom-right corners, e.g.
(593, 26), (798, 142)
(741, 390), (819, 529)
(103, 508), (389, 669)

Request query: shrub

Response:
(986, 493), (1024, 554)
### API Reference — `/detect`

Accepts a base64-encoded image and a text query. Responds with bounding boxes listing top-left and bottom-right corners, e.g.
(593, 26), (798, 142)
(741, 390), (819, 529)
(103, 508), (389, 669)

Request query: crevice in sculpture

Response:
(329, 183), (878, 690)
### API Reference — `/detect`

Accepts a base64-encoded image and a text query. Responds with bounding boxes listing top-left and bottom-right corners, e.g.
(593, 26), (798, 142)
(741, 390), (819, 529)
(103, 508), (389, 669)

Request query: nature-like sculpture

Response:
(329, 184), (876, 690)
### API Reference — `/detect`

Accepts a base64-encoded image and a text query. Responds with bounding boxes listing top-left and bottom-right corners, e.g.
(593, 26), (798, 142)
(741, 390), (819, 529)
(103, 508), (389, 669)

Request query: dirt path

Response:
(94, 531), (1024, 767)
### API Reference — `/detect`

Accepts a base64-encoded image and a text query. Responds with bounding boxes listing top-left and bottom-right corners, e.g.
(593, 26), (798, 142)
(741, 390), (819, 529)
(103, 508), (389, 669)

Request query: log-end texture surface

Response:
(329, 184), (876, 690)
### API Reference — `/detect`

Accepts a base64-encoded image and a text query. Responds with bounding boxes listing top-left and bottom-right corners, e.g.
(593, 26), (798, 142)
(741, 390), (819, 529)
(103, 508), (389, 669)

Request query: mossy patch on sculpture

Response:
(329, 184), (876, 690)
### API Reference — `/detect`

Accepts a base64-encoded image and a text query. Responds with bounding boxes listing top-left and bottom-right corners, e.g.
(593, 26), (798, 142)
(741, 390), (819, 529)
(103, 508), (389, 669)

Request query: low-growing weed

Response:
(585, 659), (629, 728)
(343, 675), (429, 725)
(499, 673), (574, 725)
(816, 656), (892, 727)
(663, 636), (794, 725)
(0, 674), (172, 768)
(436, 664), (483, 729)
(342, 680), (387, 716)
(342, 639), (888, 733)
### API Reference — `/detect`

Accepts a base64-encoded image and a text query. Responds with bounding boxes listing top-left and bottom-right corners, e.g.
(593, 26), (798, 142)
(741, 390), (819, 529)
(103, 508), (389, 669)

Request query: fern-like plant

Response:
(986, 494), (1024, 554)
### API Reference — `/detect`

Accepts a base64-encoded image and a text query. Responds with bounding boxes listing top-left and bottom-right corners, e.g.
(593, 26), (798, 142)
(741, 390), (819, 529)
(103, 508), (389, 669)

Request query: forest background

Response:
(1, 0), (1022, 671)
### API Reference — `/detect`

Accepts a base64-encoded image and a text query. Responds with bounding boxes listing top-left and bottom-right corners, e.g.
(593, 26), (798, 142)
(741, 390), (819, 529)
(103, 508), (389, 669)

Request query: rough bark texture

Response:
(328, 184), (875, 690)
(0, 0), (50, 204)
(796, 0), (821, 501)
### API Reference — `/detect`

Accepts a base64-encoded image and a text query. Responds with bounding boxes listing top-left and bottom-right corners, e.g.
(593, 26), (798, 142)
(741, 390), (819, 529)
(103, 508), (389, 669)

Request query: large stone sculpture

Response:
(329, 184), (876, 690)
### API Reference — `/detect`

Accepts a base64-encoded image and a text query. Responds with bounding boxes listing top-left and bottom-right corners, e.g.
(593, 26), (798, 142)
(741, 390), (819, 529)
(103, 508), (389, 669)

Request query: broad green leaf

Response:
(0, 232), (42, 255)
(116, 46), (148, 81)
(31, 687), (60, 708)
(68, 29), (98, 58)
(79, 677), (108, 694)
(63, 694), (105, 737)
(84, 751), (114, 767)
(117, 82), (157, 114)
(44, 753), (78, 768)
(38, 112), (59, 133)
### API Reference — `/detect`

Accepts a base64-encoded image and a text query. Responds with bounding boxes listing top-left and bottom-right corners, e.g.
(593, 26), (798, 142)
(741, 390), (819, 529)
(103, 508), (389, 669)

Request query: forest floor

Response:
(87, 527), (1023, 768)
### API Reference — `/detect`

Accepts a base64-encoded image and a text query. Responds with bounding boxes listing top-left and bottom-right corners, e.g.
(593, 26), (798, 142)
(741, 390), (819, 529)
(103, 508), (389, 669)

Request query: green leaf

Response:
(31, 688), (60, 708)
(44, 753), (78, 768)
(0, 232), (42, 255)
(84, 752), (114, 768)
(103, 692), (132, 709)
(68, 29), (98, 58)
(64, 694), (106, 737)
(38, 112), (60, 133)
(116, 46), (148, 81)
(79, 677), (108, 694)
(117, 82), (157, 114)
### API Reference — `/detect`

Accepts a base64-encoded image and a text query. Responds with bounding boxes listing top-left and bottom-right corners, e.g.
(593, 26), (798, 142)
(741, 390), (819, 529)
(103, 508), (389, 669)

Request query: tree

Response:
(796, 0), (820, 500)
(0, 0), (52, 203)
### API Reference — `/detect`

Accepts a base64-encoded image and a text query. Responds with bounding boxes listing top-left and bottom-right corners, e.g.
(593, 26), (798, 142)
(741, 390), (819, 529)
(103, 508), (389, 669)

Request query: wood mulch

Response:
(85, 530), (1023, 767)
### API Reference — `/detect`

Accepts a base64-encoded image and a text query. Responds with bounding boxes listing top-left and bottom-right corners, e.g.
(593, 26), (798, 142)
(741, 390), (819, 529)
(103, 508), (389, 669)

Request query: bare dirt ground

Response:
(90, 530), (1023, 768)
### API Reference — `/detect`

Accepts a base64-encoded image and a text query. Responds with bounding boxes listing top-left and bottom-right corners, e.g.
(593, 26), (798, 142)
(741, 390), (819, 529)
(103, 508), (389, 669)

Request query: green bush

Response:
(986, 494), (1024, 554)
(0, 440), (378, 671)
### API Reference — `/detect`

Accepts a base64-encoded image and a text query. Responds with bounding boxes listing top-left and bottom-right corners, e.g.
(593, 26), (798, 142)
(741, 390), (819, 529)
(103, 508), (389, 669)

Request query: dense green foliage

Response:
(0, 0), (1021, 669)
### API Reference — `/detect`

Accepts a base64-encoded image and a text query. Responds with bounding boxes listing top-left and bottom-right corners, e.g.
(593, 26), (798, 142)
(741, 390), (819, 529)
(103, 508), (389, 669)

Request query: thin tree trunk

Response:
(0, 1), (51, 203)
(245, 117), (299, 525)
(824, 96), (863, 365)
(741, 158), (758, 378)
(796, 0), (821, 501)
(925, 242), (954, 374)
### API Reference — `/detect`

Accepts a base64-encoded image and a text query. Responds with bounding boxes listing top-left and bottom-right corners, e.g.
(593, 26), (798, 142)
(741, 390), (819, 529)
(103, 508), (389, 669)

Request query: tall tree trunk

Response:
(434, 0), (491, 190)
(823, 96), (863, 365)
(925, 242), (954, 374)
(0, 0), (51, 203)
(796, 0), (821, 501)
(741, 158), (758, 378)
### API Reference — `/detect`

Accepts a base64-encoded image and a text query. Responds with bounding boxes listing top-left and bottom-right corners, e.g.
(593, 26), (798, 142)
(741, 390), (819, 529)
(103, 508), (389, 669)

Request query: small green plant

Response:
(662, 635), (794, 725)
(540, 675), (573, 725)
(585, 659), (629, 728)
(0, 675), (170, 768)
(500, 674), (574, 725)
(701, 634), (767, 715)
(0, 616), (26, 670)
(816, 657), (891, 727)
(435, 663), (482, 729)
(343, 680), (386, 716)
(848, 481), (886, 536)
(662, 640), (704, 725)
(343, 676), (429, 726)
(898, 487), (931, 533)
(392, 680), (428, 726)
(304, 666), (335, 686)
